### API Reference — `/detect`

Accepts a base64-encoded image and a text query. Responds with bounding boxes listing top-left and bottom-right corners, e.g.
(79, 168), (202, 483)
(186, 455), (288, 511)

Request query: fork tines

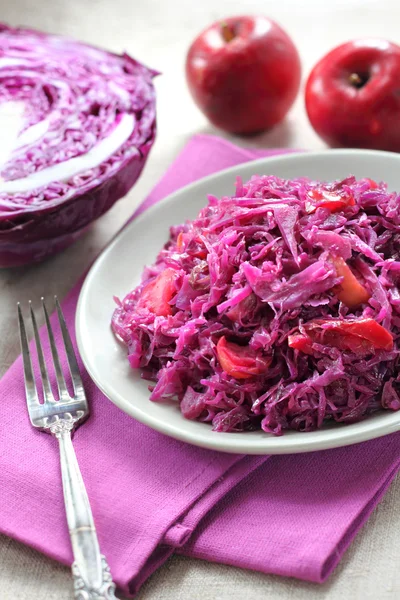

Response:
(18, 297), (84, 409)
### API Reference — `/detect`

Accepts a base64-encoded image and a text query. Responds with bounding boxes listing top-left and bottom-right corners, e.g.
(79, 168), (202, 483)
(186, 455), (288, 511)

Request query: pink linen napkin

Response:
(1, 134), (400, 596)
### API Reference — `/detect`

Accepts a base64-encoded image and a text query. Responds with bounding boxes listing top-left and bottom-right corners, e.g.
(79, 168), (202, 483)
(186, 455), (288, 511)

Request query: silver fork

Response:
(18, 297), (117, 600)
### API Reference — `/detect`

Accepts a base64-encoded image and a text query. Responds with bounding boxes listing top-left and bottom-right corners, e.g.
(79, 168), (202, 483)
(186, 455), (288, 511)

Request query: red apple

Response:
(306, 39), (400, 150)
(185, 16), (301, 135)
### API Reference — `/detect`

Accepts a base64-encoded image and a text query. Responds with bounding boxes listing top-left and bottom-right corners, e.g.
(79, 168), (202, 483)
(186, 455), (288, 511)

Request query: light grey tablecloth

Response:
(2, 0), (400, 597)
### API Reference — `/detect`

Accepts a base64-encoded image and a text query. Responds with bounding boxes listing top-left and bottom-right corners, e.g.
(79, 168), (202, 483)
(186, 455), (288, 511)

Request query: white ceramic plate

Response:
(76, 149), (400, 454)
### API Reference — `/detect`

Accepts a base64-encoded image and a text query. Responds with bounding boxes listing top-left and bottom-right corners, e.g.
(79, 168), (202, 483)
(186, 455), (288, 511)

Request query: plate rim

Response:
(76, 148), (400, 454)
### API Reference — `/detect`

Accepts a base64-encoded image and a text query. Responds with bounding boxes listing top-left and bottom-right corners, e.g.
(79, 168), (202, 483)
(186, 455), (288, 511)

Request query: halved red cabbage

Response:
(0, 24), (157, 267)
(112, 174), (400, 435)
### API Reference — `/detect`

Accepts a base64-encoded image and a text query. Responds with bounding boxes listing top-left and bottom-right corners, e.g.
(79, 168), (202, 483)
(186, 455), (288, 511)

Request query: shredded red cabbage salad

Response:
(112, 175), (400, 434)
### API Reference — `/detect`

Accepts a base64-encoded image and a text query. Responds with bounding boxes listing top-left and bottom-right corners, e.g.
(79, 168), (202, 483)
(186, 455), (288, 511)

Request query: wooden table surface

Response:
(1, 0), (400, 597)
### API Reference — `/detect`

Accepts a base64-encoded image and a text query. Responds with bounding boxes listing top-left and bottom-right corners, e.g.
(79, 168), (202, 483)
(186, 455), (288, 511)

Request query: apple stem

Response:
(220, 21), (235, 43)
(349, 72), (367, 88)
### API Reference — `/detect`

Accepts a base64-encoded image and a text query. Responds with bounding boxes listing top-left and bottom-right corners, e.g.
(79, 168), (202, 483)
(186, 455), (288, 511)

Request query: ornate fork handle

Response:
(51, 420), (117, 599)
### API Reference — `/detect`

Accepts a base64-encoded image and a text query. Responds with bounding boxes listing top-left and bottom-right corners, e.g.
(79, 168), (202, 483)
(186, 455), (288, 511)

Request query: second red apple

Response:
(306, 39), (400, 151)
